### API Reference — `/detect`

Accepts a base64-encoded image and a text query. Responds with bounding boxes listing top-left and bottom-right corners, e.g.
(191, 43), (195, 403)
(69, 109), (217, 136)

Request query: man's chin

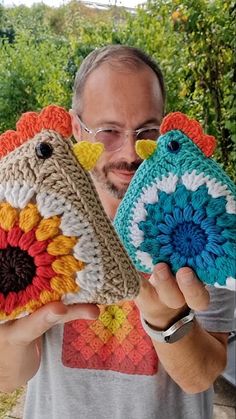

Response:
(91, 169), (131, 199)
(105, 181), (129, 200)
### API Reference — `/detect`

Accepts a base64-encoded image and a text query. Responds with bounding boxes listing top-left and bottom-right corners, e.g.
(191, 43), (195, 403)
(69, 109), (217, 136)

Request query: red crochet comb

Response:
(160, 112), (217, 157)
(0, 105), (72, 158)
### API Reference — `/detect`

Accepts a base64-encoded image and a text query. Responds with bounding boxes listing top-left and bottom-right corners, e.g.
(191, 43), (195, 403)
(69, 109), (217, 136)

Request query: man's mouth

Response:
(111, 169), (136, 182)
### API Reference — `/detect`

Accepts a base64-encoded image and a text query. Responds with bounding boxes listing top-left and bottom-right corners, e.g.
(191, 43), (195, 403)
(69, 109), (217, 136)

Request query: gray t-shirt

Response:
(24, 287), (235, 419)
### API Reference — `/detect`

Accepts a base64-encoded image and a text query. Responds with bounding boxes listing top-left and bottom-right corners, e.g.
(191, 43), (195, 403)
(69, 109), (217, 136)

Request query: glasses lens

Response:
(95, 129), (123, 151)
(137, 128), (160, 141)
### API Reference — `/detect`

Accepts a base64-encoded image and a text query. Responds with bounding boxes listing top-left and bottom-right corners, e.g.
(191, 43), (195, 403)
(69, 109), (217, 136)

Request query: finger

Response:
(176, 267), (210, 311)
(151, 263), (186, 309)
(7, 302), (99, 345)
(56, 303), (100, 324)
(136, 276), (158, 305)
(135, 276), (161, 315)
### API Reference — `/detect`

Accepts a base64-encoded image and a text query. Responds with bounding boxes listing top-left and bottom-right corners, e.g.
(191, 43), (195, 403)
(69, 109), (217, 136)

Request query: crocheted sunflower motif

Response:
(0, 105), (140, 322)
(114, 112), (236, 291)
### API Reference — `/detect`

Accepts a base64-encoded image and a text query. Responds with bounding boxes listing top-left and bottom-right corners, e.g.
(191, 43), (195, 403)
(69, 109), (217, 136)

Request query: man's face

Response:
(72, 63), (164, 200)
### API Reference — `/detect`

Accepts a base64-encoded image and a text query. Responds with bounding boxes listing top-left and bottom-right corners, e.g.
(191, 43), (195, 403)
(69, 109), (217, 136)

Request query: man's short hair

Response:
(72, 45), (165, 113)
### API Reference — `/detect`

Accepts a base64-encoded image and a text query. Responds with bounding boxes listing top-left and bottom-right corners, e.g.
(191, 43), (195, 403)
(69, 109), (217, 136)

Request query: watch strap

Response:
(140, 309), (195, 344)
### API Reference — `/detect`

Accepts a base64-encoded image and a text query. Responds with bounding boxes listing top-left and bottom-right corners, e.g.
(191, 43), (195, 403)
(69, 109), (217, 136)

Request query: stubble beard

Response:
(92, 160), (141, 200)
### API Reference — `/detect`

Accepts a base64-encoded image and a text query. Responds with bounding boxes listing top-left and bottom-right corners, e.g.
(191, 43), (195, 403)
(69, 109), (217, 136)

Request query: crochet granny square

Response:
(114, 112), (236, 291)
(0, 105), (140, 322)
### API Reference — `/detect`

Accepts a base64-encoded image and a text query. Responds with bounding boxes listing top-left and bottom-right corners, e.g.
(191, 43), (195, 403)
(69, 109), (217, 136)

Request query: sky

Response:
(3, 0), (146, 9)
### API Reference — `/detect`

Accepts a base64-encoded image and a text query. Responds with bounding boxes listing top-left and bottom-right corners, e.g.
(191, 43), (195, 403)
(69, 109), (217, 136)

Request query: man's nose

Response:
(120, 131), (140, 162)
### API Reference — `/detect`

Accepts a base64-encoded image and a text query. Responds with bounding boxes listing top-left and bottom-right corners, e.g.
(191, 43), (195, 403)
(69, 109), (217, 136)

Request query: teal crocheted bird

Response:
(114, 112), (236, 291)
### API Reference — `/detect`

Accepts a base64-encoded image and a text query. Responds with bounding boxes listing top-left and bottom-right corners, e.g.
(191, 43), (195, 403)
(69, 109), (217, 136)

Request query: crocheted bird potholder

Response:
(0, 105), (140, 322)
(114, 112), (236, 291)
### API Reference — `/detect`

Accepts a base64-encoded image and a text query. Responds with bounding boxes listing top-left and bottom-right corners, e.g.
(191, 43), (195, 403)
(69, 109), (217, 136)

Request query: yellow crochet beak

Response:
(135, 140), (157, 160)
(73, 141), (105, 171)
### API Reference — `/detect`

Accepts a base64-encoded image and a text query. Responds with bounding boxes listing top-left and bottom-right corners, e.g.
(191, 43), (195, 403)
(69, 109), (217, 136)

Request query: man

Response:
(0, 45), (234, 419)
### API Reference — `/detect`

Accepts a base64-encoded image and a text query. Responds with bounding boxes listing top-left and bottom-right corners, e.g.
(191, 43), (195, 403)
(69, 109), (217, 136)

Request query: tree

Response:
(116, 0), (235, 178)
(0, 33), (71, 132)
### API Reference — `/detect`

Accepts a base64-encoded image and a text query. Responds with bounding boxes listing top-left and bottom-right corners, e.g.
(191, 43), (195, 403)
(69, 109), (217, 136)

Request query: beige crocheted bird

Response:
(0, 105), (140, 322)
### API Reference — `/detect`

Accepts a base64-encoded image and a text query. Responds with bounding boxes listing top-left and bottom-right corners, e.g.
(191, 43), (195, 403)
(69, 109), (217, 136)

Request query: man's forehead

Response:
(79, 62), (164, 125)
(85, 61), (160, 88)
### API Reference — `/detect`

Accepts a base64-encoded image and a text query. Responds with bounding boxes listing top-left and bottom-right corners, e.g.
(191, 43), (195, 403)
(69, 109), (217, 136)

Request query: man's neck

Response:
(94, 182), (121, 221)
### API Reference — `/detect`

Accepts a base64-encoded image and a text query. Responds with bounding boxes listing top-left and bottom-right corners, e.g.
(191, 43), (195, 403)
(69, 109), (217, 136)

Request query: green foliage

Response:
(0, 26), (15, 43)
(0, 0), (235, 180)
(3, 3), (51, 36)
(0, 33), (72, 132)
(116, 0), (236, 179)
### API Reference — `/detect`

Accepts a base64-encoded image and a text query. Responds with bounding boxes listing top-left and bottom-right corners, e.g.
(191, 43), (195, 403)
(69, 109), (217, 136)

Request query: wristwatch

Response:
(140, 309), (195, 344)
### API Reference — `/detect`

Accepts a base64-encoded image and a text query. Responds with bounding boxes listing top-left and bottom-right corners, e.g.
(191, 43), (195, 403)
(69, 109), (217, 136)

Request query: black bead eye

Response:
(35, 142), (53, 159)
(167, 140), (181, 153)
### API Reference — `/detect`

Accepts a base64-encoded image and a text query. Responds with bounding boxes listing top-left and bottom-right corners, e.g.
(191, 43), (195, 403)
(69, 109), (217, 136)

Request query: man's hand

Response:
(4, 301), (99, 346)
(136, 262), (210, 329)
(135, 263), (229, 393)
(0, 302), (99, 392)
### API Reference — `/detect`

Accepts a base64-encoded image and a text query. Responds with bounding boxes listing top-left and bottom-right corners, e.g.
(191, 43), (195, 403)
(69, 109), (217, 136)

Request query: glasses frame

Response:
(76, 114), (160, 152)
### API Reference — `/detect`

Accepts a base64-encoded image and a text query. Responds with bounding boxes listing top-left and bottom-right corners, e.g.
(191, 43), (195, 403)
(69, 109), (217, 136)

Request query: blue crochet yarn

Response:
(114, 115), (236, 291)
(138, 184), (235, 286)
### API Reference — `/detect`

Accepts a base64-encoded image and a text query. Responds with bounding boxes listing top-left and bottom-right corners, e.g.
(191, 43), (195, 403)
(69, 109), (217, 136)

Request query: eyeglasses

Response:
(76, 115), (160, 152)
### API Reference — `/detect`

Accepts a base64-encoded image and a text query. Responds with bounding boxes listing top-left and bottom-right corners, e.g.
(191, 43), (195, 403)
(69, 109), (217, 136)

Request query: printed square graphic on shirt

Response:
(62, 301), (158, 375)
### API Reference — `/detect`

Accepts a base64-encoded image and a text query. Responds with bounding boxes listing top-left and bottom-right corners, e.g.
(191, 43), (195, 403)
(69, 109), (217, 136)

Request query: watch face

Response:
(165, 322), (193, 343)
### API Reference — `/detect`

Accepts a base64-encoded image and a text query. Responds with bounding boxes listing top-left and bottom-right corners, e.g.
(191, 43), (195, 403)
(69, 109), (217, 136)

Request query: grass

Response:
(0, 387), (24, 419)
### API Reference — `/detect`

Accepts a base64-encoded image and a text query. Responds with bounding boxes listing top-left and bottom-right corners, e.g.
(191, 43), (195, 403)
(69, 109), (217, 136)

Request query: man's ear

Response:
(69, 109), (81, 142)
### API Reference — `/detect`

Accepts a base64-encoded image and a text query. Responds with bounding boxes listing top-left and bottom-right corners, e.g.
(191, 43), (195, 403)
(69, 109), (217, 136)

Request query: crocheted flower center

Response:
(0, 201), (85, 319)
(0, 246), (36, 295)
(133, 180), (236, 286)
(172, 222), (207, 257)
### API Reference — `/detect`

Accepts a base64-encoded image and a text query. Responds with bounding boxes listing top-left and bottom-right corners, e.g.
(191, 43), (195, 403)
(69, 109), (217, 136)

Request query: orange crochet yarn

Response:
(160, 112), (216, 157)
(0, 131), (20, 158)
(0, 105), (72, 158)
(16, 112), (40, 142)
